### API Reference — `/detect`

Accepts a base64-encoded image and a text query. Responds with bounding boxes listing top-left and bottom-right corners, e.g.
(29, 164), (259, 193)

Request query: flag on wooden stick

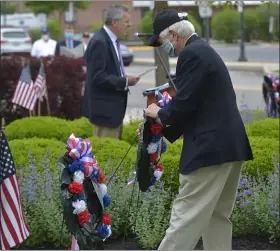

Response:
(34, 61), (47, 101)
(11, 64), (37, 111)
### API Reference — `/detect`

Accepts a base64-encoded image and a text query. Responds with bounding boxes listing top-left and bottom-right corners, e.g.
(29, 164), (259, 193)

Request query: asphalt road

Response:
(123, 65), (265, 122)
(132, 44), (280, 63)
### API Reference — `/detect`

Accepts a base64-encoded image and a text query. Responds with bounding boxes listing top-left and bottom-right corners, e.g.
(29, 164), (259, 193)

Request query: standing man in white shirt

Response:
(31, 27), (57, 58)
(82, 5), (140, 139)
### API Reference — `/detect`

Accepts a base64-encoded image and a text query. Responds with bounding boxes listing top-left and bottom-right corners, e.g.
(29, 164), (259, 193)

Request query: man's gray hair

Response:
(159, 20), (195, 39)
(104, 5), (129, 25)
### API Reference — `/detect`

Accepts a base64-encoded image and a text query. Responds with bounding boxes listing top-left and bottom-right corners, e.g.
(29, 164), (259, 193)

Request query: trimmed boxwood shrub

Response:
(9, 136), (137, 180)
(88, 136), (137, 179)
(245, 118), (279, 140)
(122, 119), (142, 145)
(9, 138), (65, 176)
(5, 116), (93, 142)
(70, 117), (93, 139)
(244, 136), (279, 178)
(5, 116), (71, 142)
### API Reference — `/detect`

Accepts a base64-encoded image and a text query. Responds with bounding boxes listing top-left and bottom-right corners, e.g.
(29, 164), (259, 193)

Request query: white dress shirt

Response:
(31, 38), (57, 58)
(103, 25), (128, 90)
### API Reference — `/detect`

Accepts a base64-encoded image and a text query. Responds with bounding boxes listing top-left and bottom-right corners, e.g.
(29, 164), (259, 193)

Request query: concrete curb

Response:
(132, 58), (279, 74)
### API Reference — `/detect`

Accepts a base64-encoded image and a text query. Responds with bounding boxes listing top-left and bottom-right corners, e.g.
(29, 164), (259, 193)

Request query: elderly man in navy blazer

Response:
(144, 9), (253, 250)
(82, 5), (140, 139)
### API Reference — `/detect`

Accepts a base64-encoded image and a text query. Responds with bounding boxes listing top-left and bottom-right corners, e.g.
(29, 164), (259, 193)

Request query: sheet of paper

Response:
(138, 66), (157, 78)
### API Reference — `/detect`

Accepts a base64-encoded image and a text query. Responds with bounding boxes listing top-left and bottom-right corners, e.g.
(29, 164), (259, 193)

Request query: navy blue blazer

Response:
(81, 28), (128, 128)
(55, 39), (82, 56)
(159, 35), (253, 175)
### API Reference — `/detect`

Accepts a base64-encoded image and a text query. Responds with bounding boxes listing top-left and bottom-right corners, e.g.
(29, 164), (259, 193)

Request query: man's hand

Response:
(127, 76), (140, 86)
(144, 103), (161, 119)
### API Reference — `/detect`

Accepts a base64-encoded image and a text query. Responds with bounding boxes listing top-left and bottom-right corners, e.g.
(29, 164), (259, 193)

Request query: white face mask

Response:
(161, 40), (178, 58)
(42, 34), (49, 41)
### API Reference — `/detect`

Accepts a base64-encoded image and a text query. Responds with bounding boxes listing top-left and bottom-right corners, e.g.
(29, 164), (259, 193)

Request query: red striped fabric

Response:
(11, 80), (38, 111)
(34, 72), (46, 100)
(0, 175), (30, 250)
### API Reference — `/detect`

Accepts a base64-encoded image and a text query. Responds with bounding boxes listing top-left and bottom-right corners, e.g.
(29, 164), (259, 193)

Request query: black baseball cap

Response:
(149, 9), (188, 47)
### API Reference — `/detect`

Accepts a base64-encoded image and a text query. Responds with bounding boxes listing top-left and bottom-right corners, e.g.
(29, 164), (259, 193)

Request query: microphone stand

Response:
(154, 47), (177, 92)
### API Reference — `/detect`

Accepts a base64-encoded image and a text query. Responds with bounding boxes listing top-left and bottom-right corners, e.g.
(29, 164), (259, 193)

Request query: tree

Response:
(24, 1), (89, 16)
(153, 1), (170, 87)
(0, 1), (16, 14)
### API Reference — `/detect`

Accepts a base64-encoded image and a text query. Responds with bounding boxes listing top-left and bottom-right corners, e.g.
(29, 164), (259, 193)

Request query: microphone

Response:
(134, 32), (153, 38)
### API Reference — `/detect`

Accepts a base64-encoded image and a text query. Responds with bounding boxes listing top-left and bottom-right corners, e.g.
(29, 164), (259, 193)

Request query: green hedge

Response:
(245, 118), (279, 139)
(122, 119), (142, 145)
(244, 136), (279, 178)
(9, 138), (65, 176)
(9, 136), (136, 180)
(211, 8), (240, 43)
(5, 116), (92, 142)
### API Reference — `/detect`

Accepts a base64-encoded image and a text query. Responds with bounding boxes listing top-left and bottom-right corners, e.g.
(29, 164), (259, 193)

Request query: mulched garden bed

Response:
(17, 235), (280, 250)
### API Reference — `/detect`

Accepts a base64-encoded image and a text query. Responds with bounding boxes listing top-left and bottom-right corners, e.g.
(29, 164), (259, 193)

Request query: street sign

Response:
(197, 0), (212, 18)
(237, 1), (244, 13)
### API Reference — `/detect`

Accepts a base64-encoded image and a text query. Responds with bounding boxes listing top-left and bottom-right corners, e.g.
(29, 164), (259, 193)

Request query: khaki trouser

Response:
(93, 124), (121, 139)
(158, 161), (243, 250)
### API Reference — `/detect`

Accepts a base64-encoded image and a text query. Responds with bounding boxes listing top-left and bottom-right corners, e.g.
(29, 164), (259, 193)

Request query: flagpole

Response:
(41, 58), (51, 116)
(21, 58), (33, 117)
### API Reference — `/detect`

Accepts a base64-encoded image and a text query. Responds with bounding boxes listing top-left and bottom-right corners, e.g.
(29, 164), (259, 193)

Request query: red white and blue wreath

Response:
(149, 91), (172, 186)
(65, 133), (112, 240)
(135, 90), (172, 189)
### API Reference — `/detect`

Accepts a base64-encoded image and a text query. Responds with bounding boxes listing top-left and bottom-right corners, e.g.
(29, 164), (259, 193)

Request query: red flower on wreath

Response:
(68, 181), (83, 194)
(101, 212), (112, 225)
(156, 164), (163, 171)
(97, 171), (105, 184)
(77, 210), (89, 225)
(150, 152), (158, 162)
(151, 123), (162, 135)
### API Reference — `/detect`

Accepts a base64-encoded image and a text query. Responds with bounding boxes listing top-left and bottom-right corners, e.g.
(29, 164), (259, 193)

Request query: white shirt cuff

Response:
(125, 77), (128, 90)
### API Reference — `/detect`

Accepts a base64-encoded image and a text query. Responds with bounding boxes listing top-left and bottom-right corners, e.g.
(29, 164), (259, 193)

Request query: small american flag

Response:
(0, 131), (30, 250)
(34, 61), (47, 101)
(11, 64), (38, 111)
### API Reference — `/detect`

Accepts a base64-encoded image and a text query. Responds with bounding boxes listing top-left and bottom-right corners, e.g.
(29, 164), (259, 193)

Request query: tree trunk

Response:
(153, 1), (170, 87)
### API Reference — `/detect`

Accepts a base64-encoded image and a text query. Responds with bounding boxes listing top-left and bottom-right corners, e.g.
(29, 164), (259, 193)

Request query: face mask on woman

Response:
(65, 32), (73, 40)
(161, 40), (178, 58)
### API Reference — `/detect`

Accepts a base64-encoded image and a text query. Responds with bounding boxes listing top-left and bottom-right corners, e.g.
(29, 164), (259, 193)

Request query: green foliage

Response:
(47, 19), (62, 40)
(245, 118), (279, 140)
(244, 136), (279, 179)
(5, 116), (72, 142)
(9, 138), (65, 174)
(130, 182), (175, 249)
(211, 9), (240, 43)
(5, 116), (92, 142)
(0, 2), (16, 14)
(231, 167), (279, 242)
(255, 3), (280, 41)
(88, 136), (137, 179)
(70, 117), (93, 139)
(122, 119), (142, 146)
(28, 29), (42, 42)
(24, 1), (89, 16)
(244, 9), (258, 42)
(91, 23), (102, 33)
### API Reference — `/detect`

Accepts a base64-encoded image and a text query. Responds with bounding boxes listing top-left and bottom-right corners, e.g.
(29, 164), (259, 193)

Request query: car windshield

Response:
(3, 31), (27, 38)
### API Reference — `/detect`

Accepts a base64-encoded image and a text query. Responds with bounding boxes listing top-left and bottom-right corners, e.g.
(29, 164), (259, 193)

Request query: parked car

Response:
(0, 26), (32, 55)
(75, 32), (134, 66)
